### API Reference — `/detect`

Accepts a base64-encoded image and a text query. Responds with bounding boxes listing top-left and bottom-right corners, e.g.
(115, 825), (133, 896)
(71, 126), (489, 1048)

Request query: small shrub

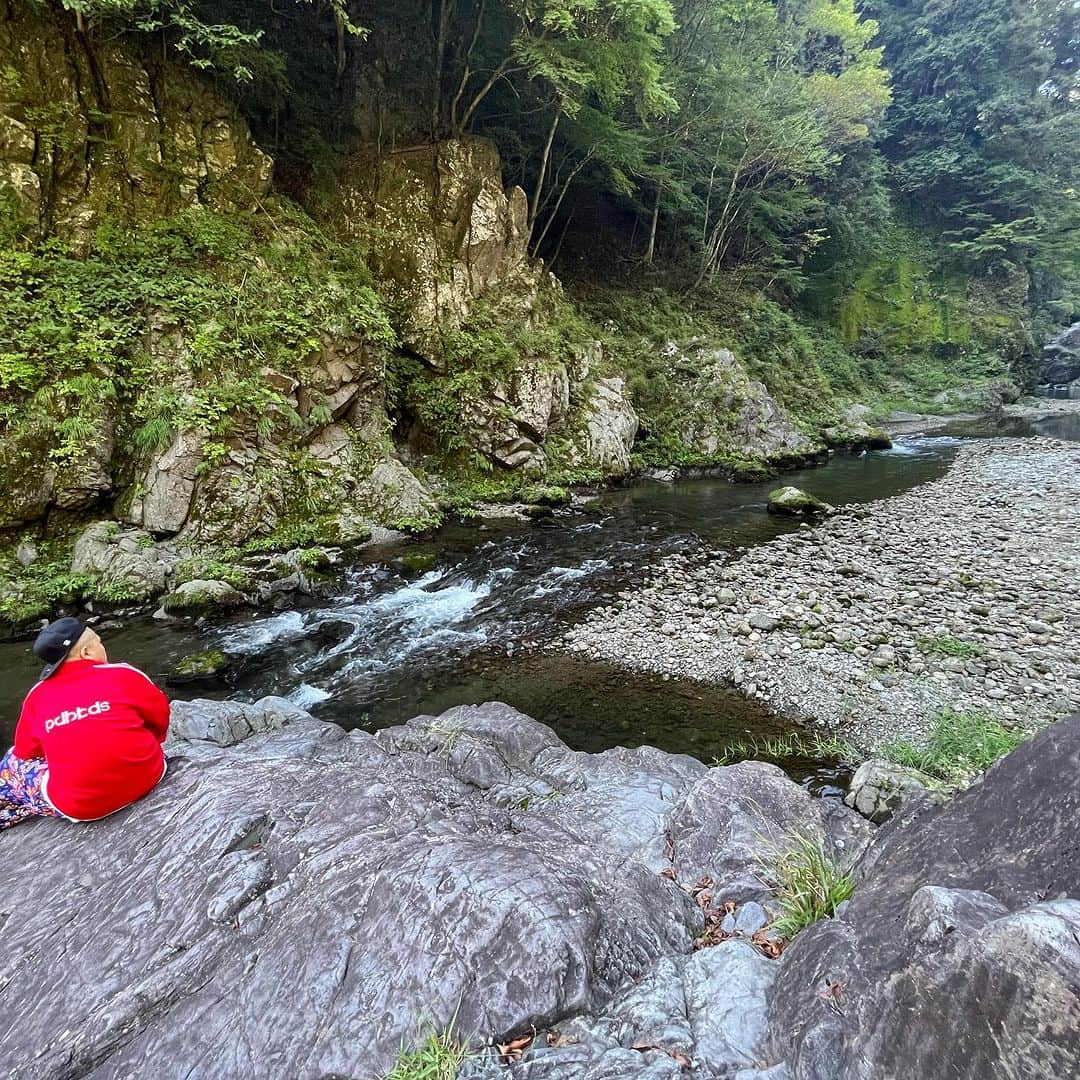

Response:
(879, 708), (1030, 787)
(383, 1028), (468, 1080)
(174, 555), (249, 590)
(917, 633), (982, 659)
(296, 547), (332, 571)
(766, 833), (855, 940)
(243, 522), (323, 554)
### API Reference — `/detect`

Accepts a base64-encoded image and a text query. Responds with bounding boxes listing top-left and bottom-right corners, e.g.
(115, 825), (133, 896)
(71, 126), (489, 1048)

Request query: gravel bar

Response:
(560, 437), (1080, 750)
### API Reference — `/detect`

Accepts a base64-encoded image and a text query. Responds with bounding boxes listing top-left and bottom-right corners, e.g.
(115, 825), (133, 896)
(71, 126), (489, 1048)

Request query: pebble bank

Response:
(562, 437), (1080, 749)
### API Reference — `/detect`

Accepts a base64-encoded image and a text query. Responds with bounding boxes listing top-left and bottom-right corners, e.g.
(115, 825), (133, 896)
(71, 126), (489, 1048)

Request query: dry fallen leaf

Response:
(631, 1041), (694, 1071)
(497, 1033), (534, 1062)
(751, 930), (785, 959)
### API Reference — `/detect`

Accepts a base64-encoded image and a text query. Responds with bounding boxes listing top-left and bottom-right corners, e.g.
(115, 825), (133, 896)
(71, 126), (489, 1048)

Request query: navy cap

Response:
(32, 617), (87, 680)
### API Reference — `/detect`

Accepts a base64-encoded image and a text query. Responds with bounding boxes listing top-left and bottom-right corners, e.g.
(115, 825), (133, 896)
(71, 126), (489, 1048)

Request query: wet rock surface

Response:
(1038, 321), (1080, 388)
(563, 438), (1080, 748)
(1, 703), (1077, 1078)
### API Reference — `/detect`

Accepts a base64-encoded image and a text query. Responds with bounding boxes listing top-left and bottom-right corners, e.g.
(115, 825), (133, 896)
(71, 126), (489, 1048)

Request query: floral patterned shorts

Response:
(0, 748), (63, 831)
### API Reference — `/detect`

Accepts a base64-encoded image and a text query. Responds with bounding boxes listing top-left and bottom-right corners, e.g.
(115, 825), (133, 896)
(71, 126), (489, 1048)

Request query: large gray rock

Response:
(352, 458), (440, 529)
(166, 697), (306, 747)
(0, 3), (271, 241)
(53, 411), (115, 511)
(0, 701), (858, 1079)
(668, 760), (870, 903)
(663, 346), (816, 462)
(844, 758), (937, 824)
(127, 429), (205, 535)
(573, 377), (641, 476)
(5, 701), (1077, 1078)
(767, 486), (833, 518)
(161, 578), (246, 614)
(70, 521), (171, 600)
(766, 715), (1080, 1079)
(459, 360), (572, 473)
(684, 940), (777, 1074)
(1038, 322), (1080, 386)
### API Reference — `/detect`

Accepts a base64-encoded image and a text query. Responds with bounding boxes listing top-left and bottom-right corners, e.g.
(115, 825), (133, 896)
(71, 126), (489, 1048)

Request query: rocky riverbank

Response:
(563, 437), (1080, 749)
(2, 698), (1077, 1078)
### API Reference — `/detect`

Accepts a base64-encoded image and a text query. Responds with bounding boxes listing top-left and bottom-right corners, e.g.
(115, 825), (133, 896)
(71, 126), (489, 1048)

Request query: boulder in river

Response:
(844, 758), (939, 824)
(166, 649), (233, 686)
(821, 404), (892, 451)
(767, 486), (834, 518)
(161, 578), (246, 614)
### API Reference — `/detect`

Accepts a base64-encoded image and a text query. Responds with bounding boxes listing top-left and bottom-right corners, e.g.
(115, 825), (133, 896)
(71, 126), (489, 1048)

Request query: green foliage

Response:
(869, 0), (1080, 313)
(53, 1), (364, 82)
(174, 554), (250, 591)
(391, 288), (583, 467)
(0, 204), (394, 479)
(383, 1027), (468, 1080)
(713, 732), (860, 767)
(916, 634), (983, 660)
(574, 281), (863, 457)
(766, 832), (855, 940)
(0, 540), (92, 626)
(242, 521), (324, 554)
(879, 709), (1032, 787)
(296, 547), (332, 571)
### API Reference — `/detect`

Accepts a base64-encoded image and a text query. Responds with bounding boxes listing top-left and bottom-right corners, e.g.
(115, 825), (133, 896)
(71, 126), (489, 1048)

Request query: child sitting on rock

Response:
(0, 618), (170, 830)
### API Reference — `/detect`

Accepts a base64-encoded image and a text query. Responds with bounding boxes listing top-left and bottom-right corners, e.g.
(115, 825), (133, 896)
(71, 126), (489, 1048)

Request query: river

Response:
(1, 412), (1074, 787)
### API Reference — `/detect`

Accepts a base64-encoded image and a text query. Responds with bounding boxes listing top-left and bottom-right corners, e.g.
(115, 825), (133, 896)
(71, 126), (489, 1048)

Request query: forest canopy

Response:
(46, 0), (1080, 319)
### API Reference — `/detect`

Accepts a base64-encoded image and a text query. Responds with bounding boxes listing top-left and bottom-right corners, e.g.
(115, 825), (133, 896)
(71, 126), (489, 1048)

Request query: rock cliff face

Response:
(0, 5), (832, 600)
(1038, 322), (1080, 395)
(0, 4), (272, 241)
(0, 701), (1076, 1079)
(328, 138), (539, 365)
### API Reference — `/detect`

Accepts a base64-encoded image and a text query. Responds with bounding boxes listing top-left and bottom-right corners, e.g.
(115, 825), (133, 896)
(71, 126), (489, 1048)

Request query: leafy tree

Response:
(623, 0), (889, 284)
(51, 0), (360, 82)
(869, 0), (1080, 294)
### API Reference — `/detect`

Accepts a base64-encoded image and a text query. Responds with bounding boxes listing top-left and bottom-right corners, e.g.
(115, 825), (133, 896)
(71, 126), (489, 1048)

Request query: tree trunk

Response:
(431, 0), (455, 137)
(450, 0), (486, 136)
(458, 57), (517, 133)
(335, 12), (346, 81)
(531, 151), (592, 255)
(530, 107), (560, 226)
(644, 182), (662, 264)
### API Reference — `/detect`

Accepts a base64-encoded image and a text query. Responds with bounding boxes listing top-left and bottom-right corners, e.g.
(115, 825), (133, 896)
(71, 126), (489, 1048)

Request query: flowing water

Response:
(1, 416), (1074, 785)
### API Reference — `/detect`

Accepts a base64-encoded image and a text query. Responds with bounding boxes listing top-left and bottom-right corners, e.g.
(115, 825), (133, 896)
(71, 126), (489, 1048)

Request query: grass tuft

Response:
(383, 1028), (468, 1080)
(879, 708), (1031, 787)
(766, 832), (855, 940)
(714, 731), (860, 767)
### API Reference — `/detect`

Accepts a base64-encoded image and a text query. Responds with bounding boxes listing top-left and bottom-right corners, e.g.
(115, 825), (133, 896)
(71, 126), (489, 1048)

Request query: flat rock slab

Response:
(0, 701), (851, 1079)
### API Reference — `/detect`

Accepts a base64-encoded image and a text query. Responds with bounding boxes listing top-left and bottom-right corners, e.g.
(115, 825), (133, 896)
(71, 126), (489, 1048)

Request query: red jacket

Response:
(14, 659), (170, 820)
